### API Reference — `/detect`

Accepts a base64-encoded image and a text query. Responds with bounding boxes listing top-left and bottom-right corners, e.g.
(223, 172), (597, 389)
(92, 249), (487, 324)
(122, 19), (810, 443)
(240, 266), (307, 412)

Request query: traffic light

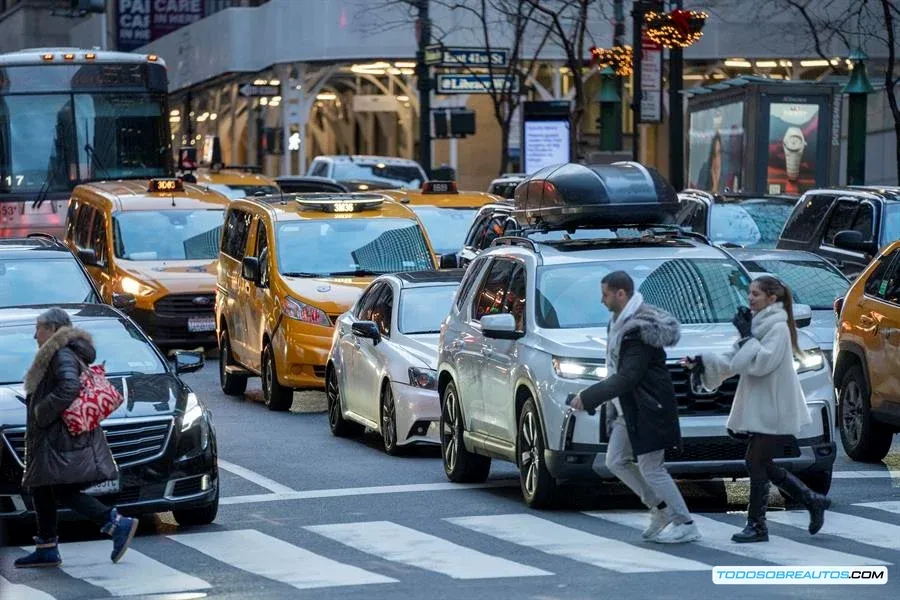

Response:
(72, 0), (106, 13)
(432, 108), (476, 139)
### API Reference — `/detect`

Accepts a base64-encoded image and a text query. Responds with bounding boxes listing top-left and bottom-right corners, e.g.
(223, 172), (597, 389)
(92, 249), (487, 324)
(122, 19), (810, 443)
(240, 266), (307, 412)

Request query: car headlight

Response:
(794, 349), (825, 374)
(181, 392), (204, 431)
(552, 357), (608, 380)
(281, 296), (331, 326)
(120, 276), (155, 297)
(408, 367), (437, 389)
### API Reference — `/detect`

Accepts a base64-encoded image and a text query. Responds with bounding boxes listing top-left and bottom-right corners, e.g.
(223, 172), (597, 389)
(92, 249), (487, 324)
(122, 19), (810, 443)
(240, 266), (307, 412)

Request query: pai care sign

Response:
(117, 0), (205, 52)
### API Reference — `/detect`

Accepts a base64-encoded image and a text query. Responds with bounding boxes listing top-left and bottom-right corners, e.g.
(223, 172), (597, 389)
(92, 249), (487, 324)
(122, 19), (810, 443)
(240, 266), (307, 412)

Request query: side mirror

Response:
(833, 230), (878, 256)
(351, 320), (382, 345)
(793, 303), (812, 328)
(173, 350), (205, 374)
(439, 253), (459, 269)
(241, 256), (260, 284)
(77, 248), (99, 267)
(480, 313), (523, 340)
(111, 292), (136, 310)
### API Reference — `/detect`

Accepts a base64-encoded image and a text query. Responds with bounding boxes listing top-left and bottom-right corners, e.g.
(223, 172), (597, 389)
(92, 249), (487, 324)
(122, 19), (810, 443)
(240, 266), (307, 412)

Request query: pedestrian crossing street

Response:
(3, 501), (900, 598)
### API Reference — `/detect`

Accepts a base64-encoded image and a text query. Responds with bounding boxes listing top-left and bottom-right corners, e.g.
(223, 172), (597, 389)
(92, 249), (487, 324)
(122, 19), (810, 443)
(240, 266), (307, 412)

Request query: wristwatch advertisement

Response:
(782, 126), (807, 181)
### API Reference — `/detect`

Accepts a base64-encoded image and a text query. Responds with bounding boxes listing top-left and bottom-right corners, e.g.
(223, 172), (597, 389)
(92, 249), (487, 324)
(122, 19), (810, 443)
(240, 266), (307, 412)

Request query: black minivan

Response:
(0, 304), (219, 527)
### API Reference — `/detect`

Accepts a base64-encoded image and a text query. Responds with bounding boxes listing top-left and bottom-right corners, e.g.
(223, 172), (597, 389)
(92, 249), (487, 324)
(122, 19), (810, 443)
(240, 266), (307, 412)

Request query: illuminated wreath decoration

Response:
(589, 45), (634, 77)
(644, 9), (708, 49)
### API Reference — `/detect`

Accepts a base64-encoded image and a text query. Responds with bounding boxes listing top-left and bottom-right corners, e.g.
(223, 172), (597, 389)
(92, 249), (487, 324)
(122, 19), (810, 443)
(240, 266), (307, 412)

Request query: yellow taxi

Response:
(833, 239), (900, 462)
(193, 167), (281, 200)
(379, 181), (501, 265)
(215, 193), (438, 410)
(63, 177), (231, 349)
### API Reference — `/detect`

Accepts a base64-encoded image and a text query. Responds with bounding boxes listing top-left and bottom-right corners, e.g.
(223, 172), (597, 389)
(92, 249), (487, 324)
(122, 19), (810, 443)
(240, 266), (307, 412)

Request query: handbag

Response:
(61, 360), (123, 436)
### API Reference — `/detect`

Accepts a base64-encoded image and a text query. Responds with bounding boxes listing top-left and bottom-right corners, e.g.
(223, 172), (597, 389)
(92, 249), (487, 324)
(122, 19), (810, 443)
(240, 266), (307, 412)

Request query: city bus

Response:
(0, 48), (173, 238)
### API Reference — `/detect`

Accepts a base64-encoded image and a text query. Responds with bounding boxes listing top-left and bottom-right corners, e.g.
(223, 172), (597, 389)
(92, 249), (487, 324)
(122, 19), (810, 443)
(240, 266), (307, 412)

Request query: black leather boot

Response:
(775, 471), (831, 535)
(732, 480), (770, 543)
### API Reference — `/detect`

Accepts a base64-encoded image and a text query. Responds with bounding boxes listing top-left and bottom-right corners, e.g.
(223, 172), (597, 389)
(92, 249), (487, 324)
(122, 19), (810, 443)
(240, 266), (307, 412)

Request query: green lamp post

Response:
(843, 48), (875, 185)
(595, 66), (622, 151)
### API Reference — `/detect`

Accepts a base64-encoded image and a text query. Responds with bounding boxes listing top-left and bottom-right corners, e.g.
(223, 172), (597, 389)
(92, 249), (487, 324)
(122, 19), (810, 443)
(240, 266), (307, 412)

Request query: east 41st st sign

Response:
(425, 45), (509, 68)
(436, 74), (520, 95)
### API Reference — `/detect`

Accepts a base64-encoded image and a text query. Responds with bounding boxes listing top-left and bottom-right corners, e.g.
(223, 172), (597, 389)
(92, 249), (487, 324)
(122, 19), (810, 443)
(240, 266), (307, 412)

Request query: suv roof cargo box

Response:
(513, 162), (678, 229)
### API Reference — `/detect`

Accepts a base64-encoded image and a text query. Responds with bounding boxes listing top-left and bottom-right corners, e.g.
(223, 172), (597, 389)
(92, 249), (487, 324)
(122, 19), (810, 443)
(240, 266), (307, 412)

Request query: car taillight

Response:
(281, 296), (331, 326)
(834, 296), (844, 317)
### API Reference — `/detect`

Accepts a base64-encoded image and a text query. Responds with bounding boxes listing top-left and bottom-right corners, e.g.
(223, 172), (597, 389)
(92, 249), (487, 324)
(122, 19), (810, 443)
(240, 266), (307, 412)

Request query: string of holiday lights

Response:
(644, 9), (708, 49)
(589, 45), (634, 76)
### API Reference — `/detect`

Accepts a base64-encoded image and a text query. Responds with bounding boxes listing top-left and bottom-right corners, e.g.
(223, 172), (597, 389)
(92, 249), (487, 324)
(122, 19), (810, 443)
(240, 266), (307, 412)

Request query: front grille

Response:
(155, 294), (215, 316)
(668, 363), (739, 415)
(95, 486), (142, 506)
(665, 436), (801, 462)
(2, 418), (173, 469)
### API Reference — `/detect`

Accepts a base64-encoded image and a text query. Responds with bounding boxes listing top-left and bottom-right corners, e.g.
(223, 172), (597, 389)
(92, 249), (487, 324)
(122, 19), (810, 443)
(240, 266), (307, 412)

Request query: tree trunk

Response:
(881, 0), (900, 184)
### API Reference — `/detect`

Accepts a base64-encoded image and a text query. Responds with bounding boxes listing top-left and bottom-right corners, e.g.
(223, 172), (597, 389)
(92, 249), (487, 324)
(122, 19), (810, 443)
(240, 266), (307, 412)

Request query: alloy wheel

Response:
(520, 411), (539, 497)
(441, 390), (458, 472)
(327, 370), (341, 428)
(842, 381), (863, 448)
(382, 387), (397, 451)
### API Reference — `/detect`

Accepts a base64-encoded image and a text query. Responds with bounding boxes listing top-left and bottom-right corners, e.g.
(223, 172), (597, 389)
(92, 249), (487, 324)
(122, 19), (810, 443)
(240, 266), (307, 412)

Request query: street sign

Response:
(436, 73), (519, 95)
(425, 45), (509, 68)
(239, 83), (280, 98)
(640, 33), (663, 123)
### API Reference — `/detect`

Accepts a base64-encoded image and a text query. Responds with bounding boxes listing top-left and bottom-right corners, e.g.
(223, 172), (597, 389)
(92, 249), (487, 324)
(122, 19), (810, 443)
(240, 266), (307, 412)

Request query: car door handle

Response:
(352, 339), (361, 349)
(481, 346), (493, 356)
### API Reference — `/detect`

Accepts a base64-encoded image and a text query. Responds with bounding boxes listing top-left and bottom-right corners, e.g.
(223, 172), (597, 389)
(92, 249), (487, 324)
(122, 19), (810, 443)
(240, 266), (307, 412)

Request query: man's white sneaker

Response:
(652, 521), (701, 544)
(642, 507), (673, 540)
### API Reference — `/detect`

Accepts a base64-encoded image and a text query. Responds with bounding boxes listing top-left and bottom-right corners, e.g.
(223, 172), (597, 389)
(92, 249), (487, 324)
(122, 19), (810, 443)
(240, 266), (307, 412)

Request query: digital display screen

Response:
(524, 120), (570, 175)
(0, 64), (164, 94)
(149, 178), (184, 193)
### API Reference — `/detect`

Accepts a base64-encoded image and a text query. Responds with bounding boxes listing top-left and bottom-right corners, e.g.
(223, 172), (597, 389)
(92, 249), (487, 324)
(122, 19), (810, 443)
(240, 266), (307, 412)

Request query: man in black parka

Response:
(570, 271), (700, 544)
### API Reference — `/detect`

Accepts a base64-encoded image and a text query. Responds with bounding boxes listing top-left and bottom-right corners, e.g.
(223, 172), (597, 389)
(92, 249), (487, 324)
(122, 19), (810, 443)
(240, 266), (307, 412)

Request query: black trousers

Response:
(32, 484), (112, 540)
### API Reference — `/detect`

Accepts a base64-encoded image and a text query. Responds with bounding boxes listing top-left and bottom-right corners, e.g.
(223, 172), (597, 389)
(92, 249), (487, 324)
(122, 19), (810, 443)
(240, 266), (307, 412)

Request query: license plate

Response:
(188, 316), (216, 332)
(84, 479), (119, 496)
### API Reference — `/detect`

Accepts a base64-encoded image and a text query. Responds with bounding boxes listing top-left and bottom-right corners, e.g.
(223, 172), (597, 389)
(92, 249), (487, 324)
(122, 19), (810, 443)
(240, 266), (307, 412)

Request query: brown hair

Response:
(753, 275), (800, 355)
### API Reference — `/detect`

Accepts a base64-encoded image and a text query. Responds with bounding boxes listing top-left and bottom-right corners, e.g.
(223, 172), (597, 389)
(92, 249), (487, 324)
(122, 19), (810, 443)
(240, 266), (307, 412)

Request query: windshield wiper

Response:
(281, 271), (326, 278)
(105, 371), (150, 378)
(84, 143), (112, 180)
(31, 179), (49, 210)
(326, 269), (381, 277)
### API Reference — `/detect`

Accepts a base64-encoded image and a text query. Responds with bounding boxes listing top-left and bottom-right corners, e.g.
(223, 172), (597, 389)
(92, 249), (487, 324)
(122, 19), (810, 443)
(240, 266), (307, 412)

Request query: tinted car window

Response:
(503, 265), (527, 331)
(742, 258), (849, 310)
(537, 258), (750, 328)
(0, 257), (97, 307)
(864, 253), (899, 298)
(356, 282), (387, 320)
(781, 194), (833, 242)
(221, 208), (252, 260)
(823, 200), (859, 245)
(473, 259), (515, 320)
(881, 258), (900, 305)
(853, 203), (875, 242)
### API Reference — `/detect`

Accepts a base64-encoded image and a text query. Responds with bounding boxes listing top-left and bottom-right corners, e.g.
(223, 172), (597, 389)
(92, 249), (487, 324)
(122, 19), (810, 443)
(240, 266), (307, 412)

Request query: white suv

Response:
(436, 164), (837, 508)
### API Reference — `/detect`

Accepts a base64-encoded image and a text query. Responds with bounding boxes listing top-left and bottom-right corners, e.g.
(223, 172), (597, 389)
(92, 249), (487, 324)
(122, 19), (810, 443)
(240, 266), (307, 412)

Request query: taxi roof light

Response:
(148, 178), (185, 193)
(422, 181), (458, 194)
(294, 195), (384, 213)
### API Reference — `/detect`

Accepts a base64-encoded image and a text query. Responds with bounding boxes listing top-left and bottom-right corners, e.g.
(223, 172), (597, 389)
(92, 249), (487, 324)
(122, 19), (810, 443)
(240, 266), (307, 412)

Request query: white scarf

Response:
(606, 292), (644, 415)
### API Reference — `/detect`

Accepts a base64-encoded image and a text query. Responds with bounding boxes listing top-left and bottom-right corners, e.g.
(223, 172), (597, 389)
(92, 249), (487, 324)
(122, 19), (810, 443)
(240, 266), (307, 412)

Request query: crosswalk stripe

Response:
(306, 521), (551, 579)
(767, 510), (900, 551)
(18, 540), (212, 597)
(585, 511), (890, 566)
(0, 576), (55, 600)
(169, 529), (397, 589)
(854, 501), (900, 516)
(447, 514), (709, 573)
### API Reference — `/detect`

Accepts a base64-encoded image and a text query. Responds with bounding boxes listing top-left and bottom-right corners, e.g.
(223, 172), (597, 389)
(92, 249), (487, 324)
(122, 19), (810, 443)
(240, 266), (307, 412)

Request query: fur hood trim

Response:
(620, 303), (681, 348)
(23, 327), (94, 395)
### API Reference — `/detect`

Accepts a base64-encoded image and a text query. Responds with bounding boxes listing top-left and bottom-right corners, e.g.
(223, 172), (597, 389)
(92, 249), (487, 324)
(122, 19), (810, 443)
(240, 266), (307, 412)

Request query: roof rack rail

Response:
(25, 232), (64, 246)
(489, 236), (537, 252)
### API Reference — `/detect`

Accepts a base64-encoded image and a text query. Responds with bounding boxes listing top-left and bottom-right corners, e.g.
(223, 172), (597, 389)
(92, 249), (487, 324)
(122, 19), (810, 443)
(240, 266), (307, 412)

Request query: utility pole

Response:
(416, 0), (432, 176)
(668, 0), (684, 190)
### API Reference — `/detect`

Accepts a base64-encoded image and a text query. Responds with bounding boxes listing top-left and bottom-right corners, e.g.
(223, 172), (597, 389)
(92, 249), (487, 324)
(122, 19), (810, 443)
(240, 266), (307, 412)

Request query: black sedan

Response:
(0, 304), (218, 527)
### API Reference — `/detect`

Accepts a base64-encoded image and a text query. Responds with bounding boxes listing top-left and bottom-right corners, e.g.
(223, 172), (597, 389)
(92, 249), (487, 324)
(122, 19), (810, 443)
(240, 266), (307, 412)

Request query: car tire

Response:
(798, 469), (833, 495)
(172, 487), (219, 527)
(261, 343), (293, 412)
(839, 365), (893, 462)
(440, 381), (490, 483)
(381, 383), (402, 456)
(326, 366), (362, 437)
(517, 399), (557, 509)
(219, 329), (248, 396)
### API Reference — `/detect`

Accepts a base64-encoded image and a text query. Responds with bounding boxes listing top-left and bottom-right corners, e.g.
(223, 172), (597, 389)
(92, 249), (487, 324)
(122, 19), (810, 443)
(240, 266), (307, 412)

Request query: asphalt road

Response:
(2, 357), (899, 599)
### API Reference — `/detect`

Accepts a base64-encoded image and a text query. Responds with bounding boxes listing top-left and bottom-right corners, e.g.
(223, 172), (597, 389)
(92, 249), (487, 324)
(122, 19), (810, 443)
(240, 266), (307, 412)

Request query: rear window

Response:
(709, 201), (794, 248)
(0, 257), (97, 307)
(780, 195), (833, 242)
(742, 258), (849, 310)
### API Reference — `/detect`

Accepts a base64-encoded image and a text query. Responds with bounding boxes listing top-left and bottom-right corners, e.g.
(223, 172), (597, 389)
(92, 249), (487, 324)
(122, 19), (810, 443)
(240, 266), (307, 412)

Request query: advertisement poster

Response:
(766, 102), (819, 194)
(523, 120), (570, 174)
(687, 101), (745, 193)
(118, 0), (205, 52)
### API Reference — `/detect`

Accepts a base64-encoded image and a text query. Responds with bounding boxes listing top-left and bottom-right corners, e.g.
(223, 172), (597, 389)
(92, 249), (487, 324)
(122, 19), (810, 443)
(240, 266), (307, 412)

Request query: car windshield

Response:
(883, 204), (900, 246)
(331, 163), (425, 190)
(113, 210), (225, 260)
(742, 258), (850, 310)
(410, 206), (478, 255)
(709, 201), (795, 248)
(537, 257), (750, 329)
(0, 258), (97, 307)
(0, 317), (165, 384)
(276, 218), (434, 276)
(205, 183), (280, 199)
(399, 284), (459, 334)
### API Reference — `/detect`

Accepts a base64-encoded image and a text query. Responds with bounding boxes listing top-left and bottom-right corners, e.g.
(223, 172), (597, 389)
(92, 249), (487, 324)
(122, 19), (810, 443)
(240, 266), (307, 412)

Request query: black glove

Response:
(732, 306), (752, 338)
(686, 355), (704, 372)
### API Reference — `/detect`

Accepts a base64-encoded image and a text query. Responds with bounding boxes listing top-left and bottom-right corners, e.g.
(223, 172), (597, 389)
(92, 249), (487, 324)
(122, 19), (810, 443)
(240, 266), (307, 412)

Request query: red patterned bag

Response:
(62, 362), (123, 436)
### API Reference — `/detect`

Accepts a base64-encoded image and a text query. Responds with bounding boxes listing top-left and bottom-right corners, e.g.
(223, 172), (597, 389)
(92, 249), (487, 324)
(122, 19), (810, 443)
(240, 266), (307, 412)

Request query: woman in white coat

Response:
(682, 276), (830, 543)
